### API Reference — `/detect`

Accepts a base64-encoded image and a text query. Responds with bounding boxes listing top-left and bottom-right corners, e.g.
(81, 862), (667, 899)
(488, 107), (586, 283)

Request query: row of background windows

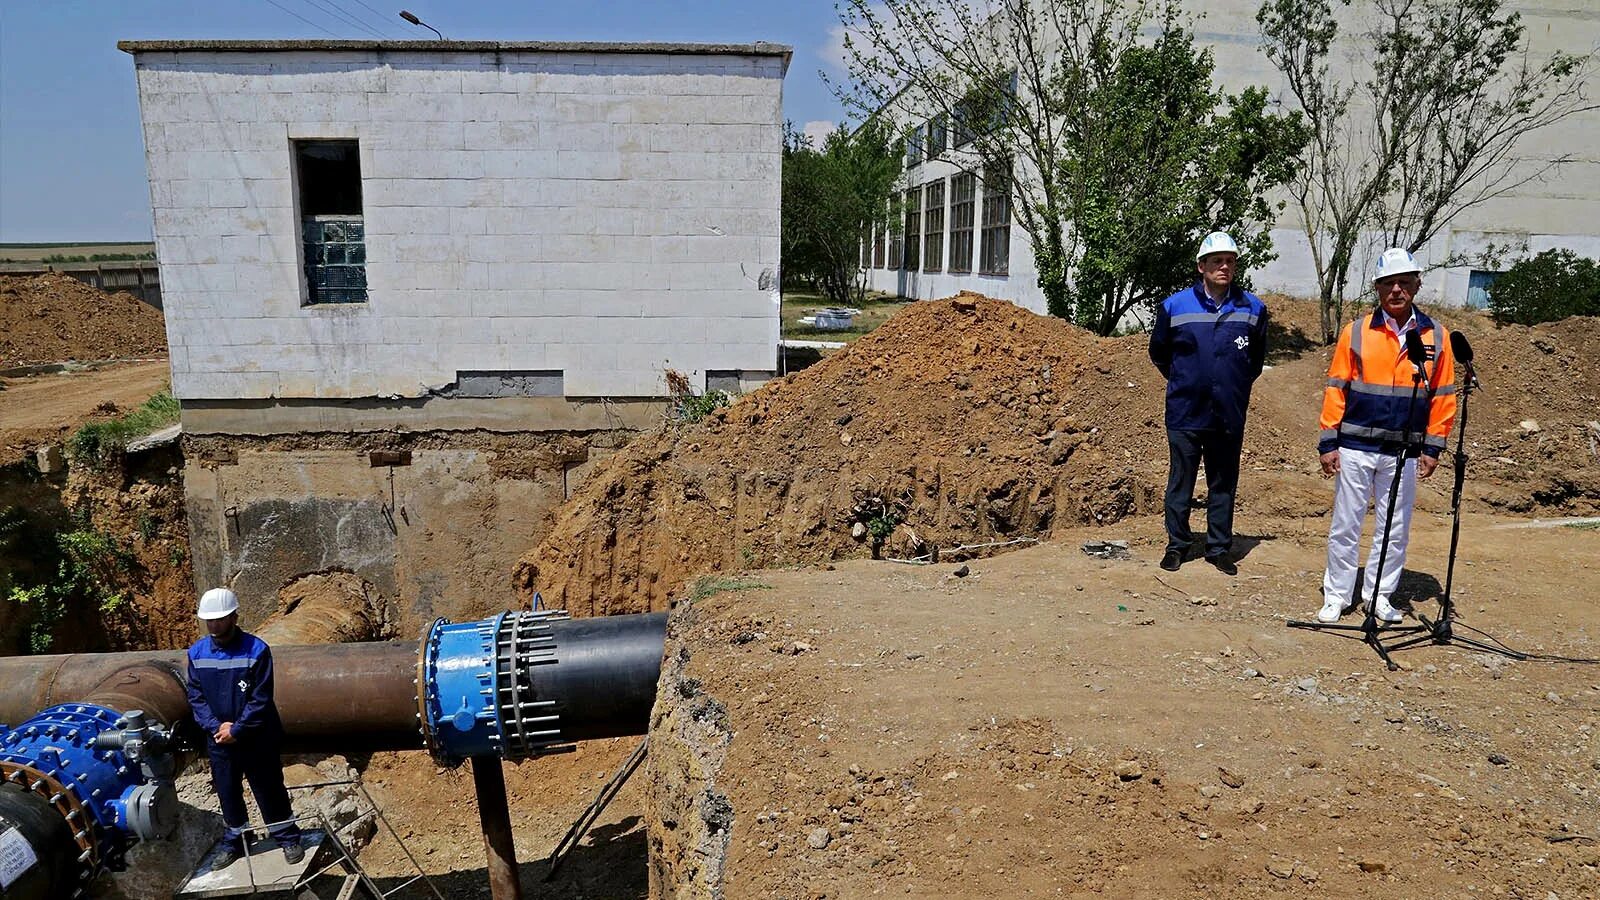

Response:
(862, 162), (1011, 277)
(905, 71), (1016, 169)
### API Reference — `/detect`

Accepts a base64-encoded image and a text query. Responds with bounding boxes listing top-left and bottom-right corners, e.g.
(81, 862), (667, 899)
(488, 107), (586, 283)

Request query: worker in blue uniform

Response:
(186, 587), (304, 869)
(1148, 232), (1271, 575)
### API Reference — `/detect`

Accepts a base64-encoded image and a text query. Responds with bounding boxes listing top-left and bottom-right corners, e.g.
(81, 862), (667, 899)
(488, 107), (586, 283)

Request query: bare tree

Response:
(1259, 0), (1597, 342)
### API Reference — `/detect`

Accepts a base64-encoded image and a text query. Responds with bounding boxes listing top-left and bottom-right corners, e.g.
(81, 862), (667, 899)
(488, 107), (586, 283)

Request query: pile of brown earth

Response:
(0, 273), (167, 366)
(515, 294), (1600, 617)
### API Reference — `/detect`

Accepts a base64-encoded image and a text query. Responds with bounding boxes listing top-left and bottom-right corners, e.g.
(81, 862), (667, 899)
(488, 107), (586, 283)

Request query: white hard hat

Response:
(1196, 231), (1240, 261)
(1373, 247), (1422, 281)
(197, 588), (239, 620)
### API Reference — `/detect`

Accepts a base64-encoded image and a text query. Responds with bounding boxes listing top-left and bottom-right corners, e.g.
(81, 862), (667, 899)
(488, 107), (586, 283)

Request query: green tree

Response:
(1487, 249), (1600, 326)
(782, 119), (903, 305)
(832, 0), (1304, 334)
(1259, 0), (1598, 342)
(1056, 17), (1306, 332)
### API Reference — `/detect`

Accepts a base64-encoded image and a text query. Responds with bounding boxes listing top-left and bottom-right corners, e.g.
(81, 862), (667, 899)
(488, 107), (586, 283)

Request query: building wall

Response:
(868, 2), (1600, 312)
(180, 430), (636, 630)
(129, 45), (787, 401)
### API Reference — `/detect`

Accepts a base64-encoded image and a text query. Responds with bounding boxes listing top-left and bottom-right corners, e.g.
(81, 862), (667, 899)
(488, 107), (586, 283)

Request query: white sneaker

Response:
(1370, 600), (1404, 624)
(1316, 601), (1343, 624)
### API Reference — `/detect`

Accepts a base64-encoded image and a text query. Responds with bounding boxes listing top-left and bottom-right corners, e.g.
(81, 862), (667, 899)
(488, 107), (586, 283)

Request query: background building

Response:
(122, 39), (788, 624)
(864, 1), (1600, 314)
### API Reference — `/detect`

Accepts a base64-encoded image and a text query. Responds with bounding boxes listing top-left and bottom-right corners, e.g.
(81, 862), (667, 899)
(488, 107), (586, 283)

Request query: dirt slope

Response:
(515, 295), (1600, 617)
(0, 273), (167, 366)
(0, 361), (172, 465)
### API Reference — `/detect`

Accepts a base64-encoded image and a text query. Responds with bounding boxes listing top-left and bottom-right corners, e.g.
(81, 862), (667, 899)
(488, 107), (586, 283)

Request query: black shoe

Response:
(1159, 550), (1183, 572)
(281, 839), (305, 865)
(1207, 555), (1238, 576)
(210, 843), (244, 871)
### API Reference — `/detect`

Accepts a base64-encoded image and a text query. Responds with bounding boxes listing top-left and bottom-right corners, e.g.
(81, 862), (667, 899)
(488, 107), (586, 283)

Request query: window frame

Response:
(922, 179), (946, 274)
(948, 172), (976, 275)
(293, 138), (368, 306)
(978, 160), (1011, 277)
(902, 187), (921, 272)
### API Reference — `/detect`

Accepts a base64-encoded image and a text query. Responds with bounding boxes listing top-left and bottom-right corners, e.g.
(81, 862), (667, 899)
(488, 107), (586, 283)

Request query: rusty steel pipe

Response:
(0, 642), (424, 753)
(471, 755), (523, 900)
(80, 661), (193, 730)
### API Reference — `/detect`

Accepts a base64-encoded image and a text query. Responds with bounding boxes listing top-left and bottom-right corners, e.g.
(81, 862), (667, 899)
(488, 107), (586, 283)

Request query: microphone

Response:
(1449, 331), (1481, 388)
(1404, 329), (1429, 380)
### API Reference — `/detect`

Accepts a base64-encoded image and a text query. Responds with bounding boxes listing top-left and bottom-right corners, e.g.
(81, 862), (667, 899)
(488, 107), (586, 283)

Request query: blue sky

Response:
(0, 1), (851, 243)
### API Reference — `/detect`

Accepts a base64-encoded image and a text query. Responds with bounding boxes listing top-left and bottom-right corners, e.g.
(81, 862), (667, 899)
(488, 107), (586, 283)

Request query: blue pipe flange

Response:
(0, 704), (174, 893)
(416, 610), (569, 766)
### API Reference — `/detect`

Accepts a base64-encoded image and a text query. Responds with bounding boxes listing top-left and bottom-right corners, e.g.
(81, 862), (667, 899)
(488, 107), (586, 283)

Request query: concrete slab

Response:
(174, 830), (328, 898)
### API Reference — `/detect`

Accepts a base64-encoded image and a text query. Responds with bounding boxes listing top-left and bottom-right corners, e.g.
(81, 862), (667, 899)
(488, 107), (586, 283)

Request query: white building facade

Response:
(864, 2), (1600, 313)
(122, 39), (788, 403)
(117, 39), (788, 625)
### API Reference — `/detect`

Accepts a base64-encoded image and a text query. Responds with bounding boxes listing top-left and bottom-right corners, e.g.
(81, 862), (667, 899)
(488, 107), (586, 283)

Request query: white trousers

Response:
(1322, 447), (1417, 610)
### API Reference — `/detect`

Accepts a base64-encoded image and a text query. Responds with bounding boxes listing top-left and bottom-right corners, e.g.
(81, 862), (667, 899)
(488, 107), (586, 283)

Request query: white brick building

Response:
(117, 40), (789, 621)
(121, 40), (789, 403)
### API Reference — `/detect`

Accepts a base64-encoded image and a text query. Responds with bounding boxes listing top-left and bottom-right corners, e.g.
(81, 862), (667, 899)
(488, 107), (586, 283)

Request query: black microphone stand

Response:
(1378, 352), (1526, 661)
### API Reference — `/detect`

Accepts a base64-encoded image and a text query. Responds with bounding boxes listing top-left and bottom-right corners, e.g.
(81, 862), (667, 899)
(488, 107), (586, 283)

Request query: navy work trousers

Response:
(1164, 428), (1243, 559)
(209, 739), (301, 847)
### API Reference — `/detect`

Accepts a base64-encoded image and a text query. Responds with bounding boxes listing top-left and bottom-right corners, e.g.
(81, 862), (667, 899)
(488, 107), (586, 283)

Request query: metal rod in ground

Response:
(471, 755), (522, 900)
(546, 738), (648, 880)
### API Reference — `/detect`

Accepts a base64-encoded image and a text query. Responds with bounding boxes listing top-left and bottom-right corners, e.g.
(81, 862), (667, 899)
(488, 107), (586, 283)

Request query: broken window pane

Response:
(296, 140), (368, 304)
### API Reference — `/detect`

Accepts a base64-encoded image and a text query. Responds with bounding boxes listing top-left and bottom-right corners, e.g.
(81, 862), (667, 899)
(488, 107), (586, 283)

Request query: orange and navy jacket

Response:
(1319, 307), (1456, 458)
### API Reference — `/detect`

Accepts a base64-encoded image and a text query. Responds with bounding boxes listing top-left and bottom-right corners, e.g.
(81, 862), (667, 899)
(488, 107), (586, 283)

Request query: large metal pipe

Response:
(0, 642), (425, 754)
(80, 661), (194, 733)
(0, 784), (79, 900)
(0, 610), (668, 896)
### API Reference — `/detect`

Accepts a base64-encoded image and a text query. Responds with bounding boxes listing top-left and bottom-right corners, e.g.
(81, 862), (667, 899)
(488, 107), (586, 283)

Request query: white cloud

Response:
(802, 120), (839, 148)
(821, 22), (852, 75)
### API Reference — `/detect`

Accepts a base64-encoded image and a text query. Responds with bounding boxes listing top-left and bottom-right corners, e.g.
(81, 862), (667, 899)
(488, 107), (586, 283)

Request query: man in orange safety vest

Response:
(1314, 248), (1457, 625)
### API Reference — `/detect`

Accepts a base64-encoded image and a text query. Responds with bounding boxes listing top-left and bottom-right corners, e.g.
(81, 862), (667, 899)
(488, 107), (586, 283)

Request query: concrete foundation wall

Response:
(183, 429), (633, 630)
(127, 43), (788, 401)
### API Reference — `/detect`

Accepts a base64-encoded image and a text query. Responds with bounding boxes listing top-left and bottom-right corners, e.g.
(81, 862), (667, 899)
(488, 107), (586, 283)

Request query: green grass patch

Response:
(67, 389), (179, 464)
(781, 290), (913, 343)
(1561, 521), (1600, 531)
(687, 575), (772, 603)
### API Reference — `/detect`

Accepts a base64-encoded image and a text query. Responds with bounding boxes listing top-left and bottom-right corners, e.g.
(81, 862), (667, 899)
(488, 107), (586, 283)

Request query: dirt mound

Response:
(0, 273), (167, 366)
(515, 295), (1600, 618)
(516, 295), (1167, 616)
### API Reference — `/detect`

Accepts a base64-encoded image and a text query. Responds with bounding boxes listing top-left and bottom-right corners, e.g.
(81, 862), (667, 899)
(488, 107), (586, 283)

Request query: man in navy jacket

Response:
(187, 587), (303, 868)
(1148, 232), (1270, 575)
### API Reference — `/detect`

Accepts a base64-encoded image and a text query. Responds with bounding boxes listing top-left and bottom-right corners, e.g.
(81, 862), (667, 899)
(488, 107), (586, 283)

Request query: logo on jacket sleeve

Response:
(238, 678), (250, 692)
(1234, 335), (1250, 351)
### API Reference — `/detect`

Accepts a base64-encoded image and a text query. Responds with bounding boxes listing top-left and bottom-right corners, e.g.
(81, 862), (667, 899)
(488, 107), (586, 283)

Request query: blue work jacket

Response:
(1148, 282), (1270, 434)
(186, 630), (284, 745)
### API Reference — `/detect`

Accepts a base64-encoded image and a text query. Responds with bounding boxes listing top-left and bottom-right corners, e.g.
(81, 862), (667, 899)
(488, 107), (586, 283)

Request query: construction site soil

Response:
(645, 514), (1600, 899)
(5, 290), (1599, 898)
(515, 294), (1600, 618)
(0, 272), (168, 366)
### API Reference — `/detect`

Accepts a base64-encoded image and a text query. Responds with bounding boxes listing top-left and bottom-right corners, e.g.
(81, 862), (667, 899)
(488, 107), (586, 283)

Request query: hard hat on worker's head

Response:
(197, 588), (239, 620)
(1196, 231), (1240, 262)
(1373, 247), (1422, 282)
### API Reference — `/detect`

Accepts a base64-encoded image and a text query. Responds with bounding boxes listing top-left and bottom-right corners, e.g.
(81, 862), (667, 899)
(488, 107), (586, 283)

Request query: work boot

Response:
(210, 843), (244, 871)
(1206, 555), (1237, 576)
(281, 838), (305, 865)
(1159, 549), (1183, 572)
